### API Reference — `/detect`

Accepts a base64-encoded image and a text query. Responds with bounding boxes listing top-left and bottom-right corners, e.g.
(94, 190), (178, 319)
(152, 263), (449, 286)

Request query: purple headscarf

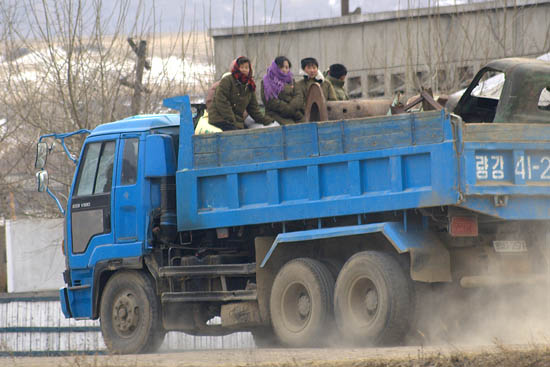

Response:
(263, 61), (294, 102)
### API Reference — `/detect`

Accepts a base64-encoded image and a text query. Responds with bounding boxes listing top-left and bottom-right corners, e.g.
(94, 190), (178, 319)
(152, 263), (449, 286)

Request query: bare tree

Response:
(0, 0), (214, 218)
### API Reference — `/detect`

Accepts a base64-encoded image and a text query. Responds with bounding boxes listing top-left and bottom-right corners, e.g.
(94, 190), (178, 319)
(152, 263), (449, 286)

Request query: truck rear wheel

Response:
(334, 251), (411, 346)
(270, 258), (335, 347)
(100, 270), (165, 354)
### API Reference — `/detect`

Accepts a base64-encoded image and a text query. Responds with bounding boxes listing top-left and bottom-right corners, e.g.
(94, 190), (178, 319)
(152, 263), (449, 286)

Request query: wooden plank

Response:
(464, 123), (550, 142)
(345, 130), (412, 152)
(318, 121), (344, 156)
(219, 146), (284, 166)
(284, 124), (319, 160)
(194, 153), (218, 168)
(219, 129), (283, 150)
(193, 134), (218, 154)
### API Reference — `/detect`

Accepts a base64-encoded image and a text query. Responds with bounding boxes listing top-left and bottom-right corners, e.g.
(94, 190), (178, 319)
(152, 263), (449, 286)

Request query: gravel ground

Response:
(3, 344), (550, 367)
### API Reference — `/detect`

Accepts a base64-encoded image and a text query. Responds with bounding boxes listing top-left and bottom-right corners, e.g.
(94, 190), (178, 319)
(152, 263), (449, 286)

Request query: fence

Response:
(0, 292), (255, 356)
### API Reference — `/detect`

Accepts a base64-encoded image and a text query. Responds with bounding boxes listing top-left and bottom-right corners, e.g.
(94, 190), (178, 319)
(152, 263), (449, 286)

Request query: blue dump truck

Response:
(35, 58), (550, 353)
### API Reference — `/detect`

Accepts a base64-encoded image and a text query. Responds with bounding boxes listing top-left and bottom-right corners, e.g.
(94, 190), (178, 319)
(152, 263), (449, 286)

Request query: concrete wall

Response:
(211, 0), (550, 98)
(5, 219), (65, 292)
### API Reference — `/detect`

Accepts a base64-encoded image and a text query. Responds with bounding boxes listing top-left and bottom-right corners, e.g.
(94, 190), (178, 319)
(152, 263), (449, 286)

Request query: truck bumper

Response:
(59, 287), (73, 318)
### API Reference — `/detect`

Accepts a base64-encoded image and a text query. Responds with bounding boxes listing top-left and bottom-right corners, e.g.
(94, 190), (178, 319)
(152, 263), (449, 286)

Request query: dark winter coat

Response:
(261, 80), (304, 125)
(208, 73), (272, 129)
(327, 75), (349, 101)
(295, 73), (338, 107)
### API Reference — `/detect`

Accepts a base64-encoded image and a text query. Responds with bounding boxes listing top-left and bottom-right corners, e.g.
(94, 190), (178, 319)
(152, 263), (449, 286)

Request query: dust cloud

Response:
(407, 280), (550, 347)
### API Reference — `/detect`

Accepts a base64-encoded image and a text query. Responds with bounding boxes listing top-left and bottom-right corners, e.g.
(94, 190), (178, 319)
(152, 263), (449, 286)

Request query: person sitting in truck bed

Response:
(208, 56), (273, 131)
(261, 56), (304, 125)
(325, 63), (349, 101)
(295, 57), (337, 106)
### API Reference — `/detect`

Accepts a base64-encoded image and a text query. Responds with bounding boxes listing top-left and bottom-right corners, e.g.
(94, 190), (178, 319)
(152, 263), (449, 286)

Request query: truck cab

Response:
(453, 57), (550, 123)
(57, 116), (179, 318)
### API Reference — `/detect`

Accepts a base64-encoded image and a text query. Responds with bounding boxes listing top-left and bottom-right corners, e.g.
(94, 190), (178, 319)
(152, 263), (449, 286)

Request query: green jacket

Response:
(295, 75), (338, 108)
(327, 75), (349, 101)
(208, 74), (272, 129)
(260, 80), (304, 125)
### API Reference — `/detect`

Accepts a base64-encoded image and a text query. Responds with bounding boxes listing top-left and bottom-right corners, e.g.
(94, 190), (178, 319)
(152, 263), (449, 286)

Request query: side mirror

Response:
(35, 142), (49, 169)
(36, 170), (49, 192)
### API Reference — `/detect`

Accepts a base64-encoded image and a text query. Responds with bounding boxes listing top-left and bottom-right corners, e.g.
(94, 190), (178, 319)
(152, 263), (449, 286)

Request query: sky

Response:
(4, 0), (479, 37)
(103, 0), (476, 32)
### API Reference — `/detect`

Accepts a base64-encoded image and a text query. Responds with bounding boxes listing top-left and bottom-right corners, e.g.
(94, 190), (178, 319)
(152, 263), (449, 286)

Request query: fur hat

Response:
(329, 63), (347, 79)
(301, 57), (319, 70)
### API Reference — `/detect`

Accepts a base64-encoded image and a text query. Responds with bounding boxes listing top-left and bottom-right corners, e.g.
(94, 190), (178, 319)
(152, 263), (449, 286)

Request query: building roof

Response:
(89, 114), (179, 137)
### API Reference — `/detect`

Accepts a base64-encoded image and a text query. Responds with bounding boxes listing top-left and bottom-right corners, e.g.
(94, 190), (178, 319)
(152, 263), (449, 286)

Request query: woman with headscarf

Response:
(261, 56), (304, 125)
(208, 56), (273, 131)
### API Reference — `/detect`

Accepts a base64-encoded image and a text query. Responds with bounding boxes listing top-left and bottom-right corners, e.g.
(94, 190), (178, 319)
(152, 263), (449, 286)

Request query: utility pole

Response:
(341, 0), (349, 16)
(121, 38), (151, 115)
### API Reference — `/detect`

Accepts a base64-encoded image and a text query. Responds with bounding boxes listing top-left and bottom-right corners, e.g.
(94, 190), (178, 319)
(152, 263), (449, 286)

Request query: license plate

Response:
(493, 240), (527, 252)
(475, 152), (550, 182)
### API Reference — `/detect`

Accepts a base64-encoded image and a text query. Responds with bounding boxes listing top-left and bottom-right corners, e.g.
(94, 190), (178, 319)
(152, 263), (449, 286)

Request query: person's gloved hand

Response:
(260, 121), (280, 128)
(244, 115), (256, 128)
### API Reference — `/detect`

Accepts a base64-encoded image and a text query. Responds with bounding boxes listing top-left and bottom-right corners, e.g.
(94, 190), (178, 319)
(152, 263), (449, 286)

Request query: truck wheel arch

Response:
(258, 222), (452, 284)
(92, 256), (144, 319)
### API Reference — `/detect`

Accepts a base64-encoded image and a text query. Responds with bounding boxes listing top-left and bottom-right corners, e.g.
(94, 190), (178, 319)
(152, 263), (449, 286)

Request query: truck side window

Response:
(94, 142), (115, 194)
(74, 141), (115, 196)
(121, 139), (138, 185)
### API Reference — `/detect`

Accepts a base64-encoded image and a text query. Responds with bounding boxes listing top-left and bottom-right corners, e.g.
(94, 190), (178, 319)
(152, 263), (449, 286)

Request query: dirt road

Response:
(4, 345), (550, 367)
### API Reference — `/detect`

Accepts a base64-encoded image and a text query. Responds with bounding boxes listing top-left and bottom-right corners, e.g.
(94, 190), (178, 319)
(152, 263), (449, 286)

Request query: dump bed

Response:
(176, 110), (460, 230)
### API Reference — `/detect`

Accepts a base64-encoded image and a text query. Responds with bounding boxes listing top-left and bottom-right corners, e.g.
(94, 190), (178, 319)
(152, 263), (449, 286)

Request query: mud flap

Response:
(381, 224), (452, 282)
(59, 287), (72, 318)
(254, 236), (276, 325)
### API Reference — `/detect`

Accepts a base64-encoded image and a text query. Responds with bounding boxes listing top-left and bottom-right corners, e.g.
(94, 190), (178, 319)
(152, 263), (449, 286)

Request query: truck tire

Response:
(334, 251), (411, 346)
(99, 270), (165, 354)
(270, 258), (335, 347)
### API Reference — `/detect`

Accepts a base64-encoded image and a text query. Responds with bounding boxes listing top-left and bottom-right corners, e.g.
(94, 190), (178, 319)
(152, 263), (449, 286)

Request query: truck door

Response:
(113, 136), (141, 243)
(69, 139), (116, 261)
(66, 137), (117, 317)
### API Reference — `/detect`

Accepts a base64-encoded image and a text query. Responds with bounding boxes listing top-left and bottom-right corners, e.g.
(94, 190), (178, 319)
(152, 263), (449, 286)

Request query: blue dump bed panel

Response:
(459, 123), (550, 219)
(176, 110), (460, 231)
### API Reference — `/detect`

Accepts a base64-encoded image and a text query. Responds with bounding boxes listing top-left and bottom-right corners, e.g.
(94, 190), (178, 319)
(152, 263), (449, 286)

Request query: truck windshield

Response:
(470, 70), (504, 100)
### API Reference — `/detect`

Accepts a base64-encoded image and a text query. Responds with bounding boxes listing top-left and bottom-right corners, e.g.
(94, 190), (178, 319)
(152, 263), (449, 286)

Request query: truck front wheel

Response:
(270, 258), (335, 347)
(100, 270), (165, 354)
(334, 251), (412, 346)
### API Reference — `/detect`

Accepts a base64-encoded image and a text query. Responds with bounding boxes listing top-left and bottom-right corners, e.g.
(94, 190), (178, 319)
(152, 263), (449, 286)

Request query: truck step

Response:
(158, 263), (256, 277)
(161, 290), (257, 303)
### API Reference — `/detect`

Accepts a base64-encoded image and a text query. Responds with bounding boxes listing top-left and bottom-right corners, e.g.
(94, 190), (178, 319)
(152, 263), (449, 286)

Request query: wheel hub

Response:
(112, 293), (139, 337)
(281, 282), (312, 332)
(365, 288), (379, 314)
(297, 293), (311, 318)
(348, 277), (379, 325)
